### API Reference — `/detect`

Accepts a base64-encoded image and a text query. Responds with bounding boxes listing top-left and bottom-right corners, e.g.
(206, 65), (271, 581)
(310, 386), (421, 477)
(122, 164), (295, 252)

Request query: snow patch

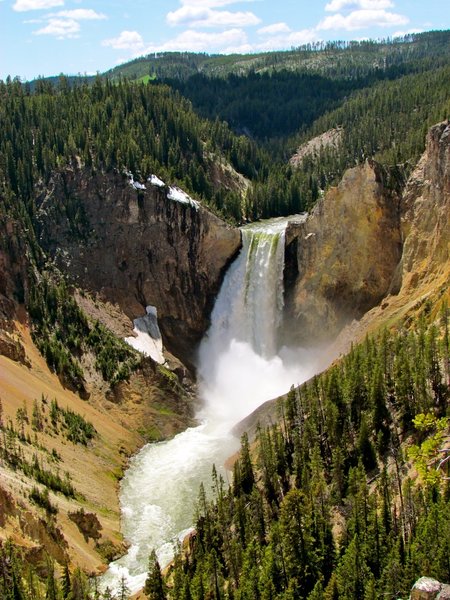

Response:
(148, 174), (165, 187)
(125, 171), (146, 190)
(167, 186), (200, 209)
(132, 180), (146, 190)
(125, 306), (164, 364)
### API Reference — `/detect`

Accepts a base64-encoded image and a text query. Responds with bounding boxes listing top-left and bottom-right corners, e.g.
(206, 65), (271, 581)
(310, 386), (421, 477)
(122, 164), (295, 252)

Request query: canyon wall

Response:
(284, 121), (449, 345)
(395, 120), (450, 295)
(284, 160), (403, 344)
(35, 170), (241, 368)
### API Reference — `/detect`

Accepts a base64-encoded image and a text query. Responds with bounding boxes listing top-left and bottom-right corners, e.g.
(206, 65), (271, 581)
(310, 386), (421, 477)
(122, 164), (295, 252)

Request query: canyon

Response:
(0, 119), (449, 583)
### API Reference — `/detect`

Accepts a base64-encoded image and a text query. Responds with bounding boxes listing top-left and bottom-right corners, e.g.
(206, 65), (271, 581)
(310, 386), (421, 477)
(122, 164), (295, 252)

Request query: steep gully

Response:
(101, 216), (326, 595)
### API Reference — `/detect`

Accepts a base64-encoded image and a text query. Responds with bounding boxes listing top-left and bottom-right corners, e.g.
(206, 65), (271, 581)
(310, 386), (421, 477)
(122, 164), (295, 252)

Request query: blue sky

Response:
(1, 0), (449, 80)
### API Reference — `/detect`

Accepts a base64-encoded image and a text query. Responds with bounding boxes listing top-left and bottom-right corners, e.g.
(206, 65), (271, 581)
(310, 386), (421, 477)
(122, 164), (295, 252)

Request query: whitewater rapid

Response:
(102, 215), (321, 595)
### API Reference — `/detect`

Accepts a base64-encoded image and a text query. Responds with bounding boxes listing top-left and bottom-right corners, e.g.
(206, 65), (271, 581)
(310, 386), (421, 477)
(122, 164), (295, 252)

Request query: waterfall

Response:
(196, 218), (301, 426)
(203, 220), (287, 360)
(101, 215), (318, 596)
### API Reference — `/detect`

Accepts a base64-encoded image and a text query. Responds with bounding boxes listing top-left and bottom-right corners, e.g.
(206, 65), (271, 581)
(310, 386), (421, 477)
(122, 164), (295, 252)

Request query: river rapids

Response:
(101, 216), (321, 595)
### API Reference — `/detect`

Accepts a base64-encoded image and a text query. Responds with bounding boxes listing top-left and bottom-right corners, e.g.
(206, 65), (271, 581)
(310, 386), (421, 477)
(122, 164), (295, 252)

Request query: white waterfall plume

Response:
(202, 220), (287, 359)
(101, 215), (319, 596)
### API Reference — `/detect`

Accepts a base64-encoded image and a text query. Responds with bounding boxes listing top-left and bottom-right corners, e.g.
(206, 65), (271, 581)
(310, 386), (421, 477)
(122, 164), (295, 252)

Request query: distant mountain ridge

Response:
(104, 30), (450, 82)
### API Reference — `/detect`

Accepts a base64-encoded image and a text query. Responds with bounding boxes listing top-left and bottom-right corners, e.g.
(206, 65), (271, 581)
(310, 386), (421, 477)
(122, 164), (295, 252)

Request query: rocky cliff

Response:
(0, 212), (33, 365)
(35, 169), (241, 369)
(283, 159), (404, 345)
(395, 120), (450, 295)
(284, 121), (449, 345)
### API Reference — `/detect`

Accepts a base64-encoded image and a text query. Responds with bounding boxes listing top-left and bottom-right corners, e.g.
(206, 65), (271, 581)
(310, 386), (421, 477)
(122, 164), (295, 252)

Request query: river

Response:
(101, 216), (322, 595)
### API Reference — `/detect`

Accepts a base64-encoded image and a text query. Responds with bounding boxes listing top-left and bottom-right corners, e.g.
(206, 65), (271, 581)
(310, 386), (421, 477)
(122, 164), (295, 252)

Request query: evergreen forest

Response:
(1, 302), (449, 599)
(0, 29), (449, 600)
(2, 31), (450, 226)
(157, 308), (450, 600)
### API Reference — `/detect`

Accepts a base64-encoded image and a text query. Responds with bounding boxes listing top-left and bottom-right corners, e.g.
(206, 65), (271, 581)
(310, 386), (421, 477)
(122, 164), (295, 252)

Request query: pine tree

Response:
(234, 432), (255, 496)
(45, 560), (59, 600)
(280, 489), (316, 597)
(144, 550), (166, 600)
(61, 563), (71, 599)
(358, 415), (377, 471)
(118, 574), (130, 600)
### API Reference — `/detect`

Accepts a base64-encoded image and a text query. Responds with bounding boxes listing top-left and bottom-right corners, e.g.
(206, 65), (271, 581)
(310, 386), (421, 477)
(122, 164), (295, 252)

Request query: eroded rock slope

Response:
(284, 121), (449, 346)
(36, 170), (241, 368)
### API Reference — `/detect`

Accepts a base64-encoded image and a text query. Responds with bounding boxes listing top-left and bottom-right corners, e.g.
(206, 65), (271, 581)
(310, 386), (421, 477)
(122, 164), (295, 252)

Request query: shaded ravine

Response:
(101, 216), (320, 595)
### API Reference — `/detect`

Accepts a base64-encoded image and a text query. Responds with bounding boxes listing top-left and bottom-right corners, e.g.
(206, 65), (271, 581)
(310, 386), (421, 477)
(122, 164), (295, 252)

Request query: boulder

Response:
(410, 577), (442, 600)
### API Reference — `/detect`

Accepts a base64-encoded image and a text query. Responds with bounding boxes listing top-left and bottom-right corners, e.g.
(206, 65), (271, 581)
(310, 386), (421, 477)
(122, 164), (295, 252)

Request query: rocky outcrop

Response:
(0, 485), (69, 566)
(394, 121), (450, 293)
(410, 577), (450, 600)
(68, 508), (102, 543)
(289, 127), (343, 168)
(0, 214), (33, 363)
(0, 216), (29, 322)
(284, 121), (450, 345)
(36, 169), (241, 368)
(0, 330), (29, 366)
(283, 119), (450, 354)
(283, 160), (403, 345)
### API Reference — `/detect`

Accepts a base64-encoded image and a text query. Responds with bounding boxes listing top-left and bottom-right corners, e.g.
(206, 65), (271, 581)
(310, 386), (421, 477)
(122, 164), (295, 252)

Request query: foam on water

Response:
(101, 215), (317, 596)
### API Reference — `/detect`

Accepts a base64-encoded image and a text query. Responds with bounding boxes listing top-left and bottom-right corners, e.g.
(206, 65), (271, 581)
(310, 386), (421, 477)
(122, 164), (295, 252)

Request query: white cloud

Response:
(178, 0), (255, 6)
(318, 9), (408, 31)
(102, 30), (145, 51)
(325, 0), (393, 12)
(34, 17), (80, 38)
(13, 0), (63, 11)
(392, 28), (424, 37)
(142, 28), (248, 54)
(50, 9), (107, 21)
(167, 6), (260, 28)
(146, 25), (318, 55)
(257, 22), (291, 35)
(222, 42), (254, 53)
(284, 29), (320, 46)
(28, 7), (106, 39)
(256, 27), (319, 50)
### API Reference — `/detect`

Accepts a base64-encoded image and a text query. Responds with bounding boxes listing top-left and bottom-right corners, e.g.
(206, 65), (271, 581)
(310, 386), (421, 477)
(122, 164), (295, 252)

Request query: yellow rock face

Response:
(284, 159), (402, 344)
(284, 121), (450, 347)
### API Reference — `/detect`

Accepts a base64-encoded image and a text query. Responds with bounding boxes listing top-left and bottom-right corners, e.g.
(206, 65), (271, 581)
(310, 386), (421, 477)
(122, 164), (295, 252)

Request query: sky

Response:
(1, 0), (449, 81)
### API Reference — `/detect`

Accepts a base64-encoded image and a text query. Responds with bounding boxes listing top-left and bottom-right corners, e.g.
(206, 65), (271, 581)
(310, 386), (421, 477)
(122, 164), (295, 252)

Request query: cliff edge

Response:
(284, 159), (403, 344)
(36, 170), (241, 369)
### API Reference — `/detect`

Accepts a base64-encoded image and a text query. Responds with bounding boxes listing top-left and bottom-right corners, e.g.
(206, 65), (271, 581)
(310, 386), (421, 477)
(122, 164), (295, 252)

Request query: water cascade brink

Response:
(102, 216), (319, 595)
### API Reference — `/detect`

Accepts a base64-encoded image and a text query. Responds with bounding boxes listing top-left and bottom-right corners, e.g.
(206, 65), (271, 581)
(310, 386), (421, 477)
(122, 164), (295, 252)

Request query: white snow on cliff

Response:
(148, 174), (165, 187)
(167, 186), (199, 209)
(125, 306), (164, 364)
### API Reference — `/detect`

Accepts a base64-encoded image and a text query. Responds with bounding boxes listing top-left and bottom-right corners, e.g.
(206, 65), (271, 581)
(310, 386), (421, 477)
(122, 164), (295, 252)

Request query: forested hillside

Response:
(292, 64), (450, 174)
(160, 36), (450, 145)
(0, 29), (449, 600)
(106, 31), (450, 84)
(149, 306), (450, 600)
(11, 31), (449, 221)
(0, 77), (260, 224)
(1, 74), (318, 222)
(157, 33), (450, 218)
